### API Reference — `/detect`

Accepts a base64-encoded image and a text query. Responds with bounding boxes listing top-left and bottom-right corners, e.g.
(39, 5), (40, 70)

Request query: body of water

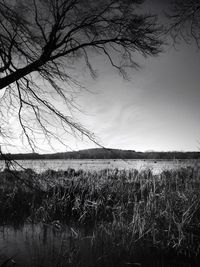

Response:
(0, 223), (81, 267)
(1, 223), (197, 267)
(0, 158), (199, 174)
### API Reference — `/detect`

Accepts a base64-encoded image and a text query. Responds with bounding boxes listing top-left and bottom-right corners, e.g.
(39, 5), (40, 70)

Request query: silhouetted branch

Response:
(0, 0), (163, 152)
(167, 0), (200, 47)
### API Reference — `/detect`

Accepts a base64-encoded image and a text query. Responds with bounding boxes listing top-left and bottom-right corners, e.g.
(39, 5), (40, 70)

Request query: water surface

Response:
(1, 223), (198, 267)
(0, 159), (199, 174)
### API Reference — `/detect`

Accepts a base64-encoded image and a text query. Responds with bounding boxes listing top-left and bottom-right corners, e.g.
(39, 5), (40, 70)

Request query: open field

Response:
(0, 166), (200, 266)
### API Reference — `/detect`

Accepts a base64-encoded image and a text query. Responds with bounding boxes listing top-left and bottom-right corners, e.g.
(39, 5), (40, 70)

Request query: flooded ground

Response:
(1, 163), (200, 266)
(1, 223), (199, 267)
(0, 159), (199, 174)
(0, 223), (81, 267)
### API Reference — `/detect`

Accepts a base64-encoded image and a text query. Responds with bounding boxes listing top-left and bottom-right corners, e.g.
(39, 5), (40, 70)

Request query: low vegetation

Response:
(0, 166), (200, 266)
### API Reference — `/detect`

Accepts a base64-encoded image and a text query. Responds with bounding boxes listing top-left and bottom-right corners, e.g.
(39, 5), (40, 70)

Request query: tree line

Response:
(1, 148), (200, 160)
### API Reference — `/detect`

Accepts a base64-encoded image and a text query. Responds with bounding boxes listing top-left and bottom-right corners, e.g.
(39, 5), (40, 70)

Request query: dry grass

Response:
(0, 166), (200, 260)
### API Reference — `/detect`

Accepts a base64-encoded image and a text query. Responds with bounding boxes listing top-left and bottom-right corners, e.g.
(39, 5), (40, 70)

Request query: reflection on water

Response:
(0, 223), (199, 267)
(0, 159), (199, 174)
(0, 223), (82, 267)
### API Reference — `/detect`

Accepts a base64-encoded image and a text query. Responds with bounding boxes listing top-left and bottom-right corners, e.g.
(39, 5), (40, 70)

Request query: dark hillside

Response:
(1, 148), (200, 160)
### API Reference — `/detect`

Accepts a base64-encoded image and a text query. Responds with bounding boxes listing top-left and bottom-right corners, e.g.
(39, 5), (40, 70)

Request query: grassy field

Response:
(0, 166), (200, 266)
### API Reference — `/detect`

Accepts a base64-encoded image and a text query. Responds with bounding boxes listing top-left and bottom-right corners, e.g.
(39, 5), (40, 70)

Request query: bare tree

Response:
(0, 0), (163, 152)
(167, 0), (200, 47)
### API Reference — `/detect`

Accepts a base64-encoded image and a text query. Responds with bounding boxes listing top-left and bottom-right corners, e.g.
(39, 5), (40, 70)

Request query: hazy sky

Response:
(74, 0), (200, 152)
(1, 0), (200, 153)
(76, 42), (200, 152)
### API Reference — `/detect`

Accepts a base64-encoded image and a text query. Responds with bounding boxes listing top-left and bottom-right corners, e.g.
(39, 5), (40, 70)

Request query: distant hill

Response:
(0, 148), (200, 160)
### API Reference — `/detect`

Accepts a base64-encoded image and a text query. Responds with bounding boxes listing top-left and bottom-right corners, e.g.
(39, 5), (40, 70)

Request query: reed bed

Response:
(0, 166), (200, 262)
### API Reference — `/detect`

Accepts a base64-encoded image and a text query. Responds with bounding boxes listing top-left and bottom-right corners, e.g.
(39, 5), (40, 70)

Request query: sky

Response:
(1, 0), (200, 153)
(74, 0), (200, 152)
(76, 43), (200, 152)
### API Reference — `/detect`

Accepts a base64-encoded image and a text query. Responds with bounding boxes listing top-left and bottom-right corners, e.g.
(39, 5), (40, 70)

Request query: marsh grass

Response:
(0, 166), (200, 265)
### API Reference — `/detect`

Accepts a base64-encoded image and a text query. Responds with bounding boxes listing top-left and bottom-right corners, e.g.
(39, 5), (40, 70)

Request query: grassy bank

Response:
(0, 167), (200, 263)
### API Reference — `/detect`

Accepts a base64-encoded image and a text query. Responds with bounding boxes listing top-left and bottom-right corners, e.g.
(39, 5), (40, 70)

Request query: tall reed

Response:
(0, 166), (200, 256)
